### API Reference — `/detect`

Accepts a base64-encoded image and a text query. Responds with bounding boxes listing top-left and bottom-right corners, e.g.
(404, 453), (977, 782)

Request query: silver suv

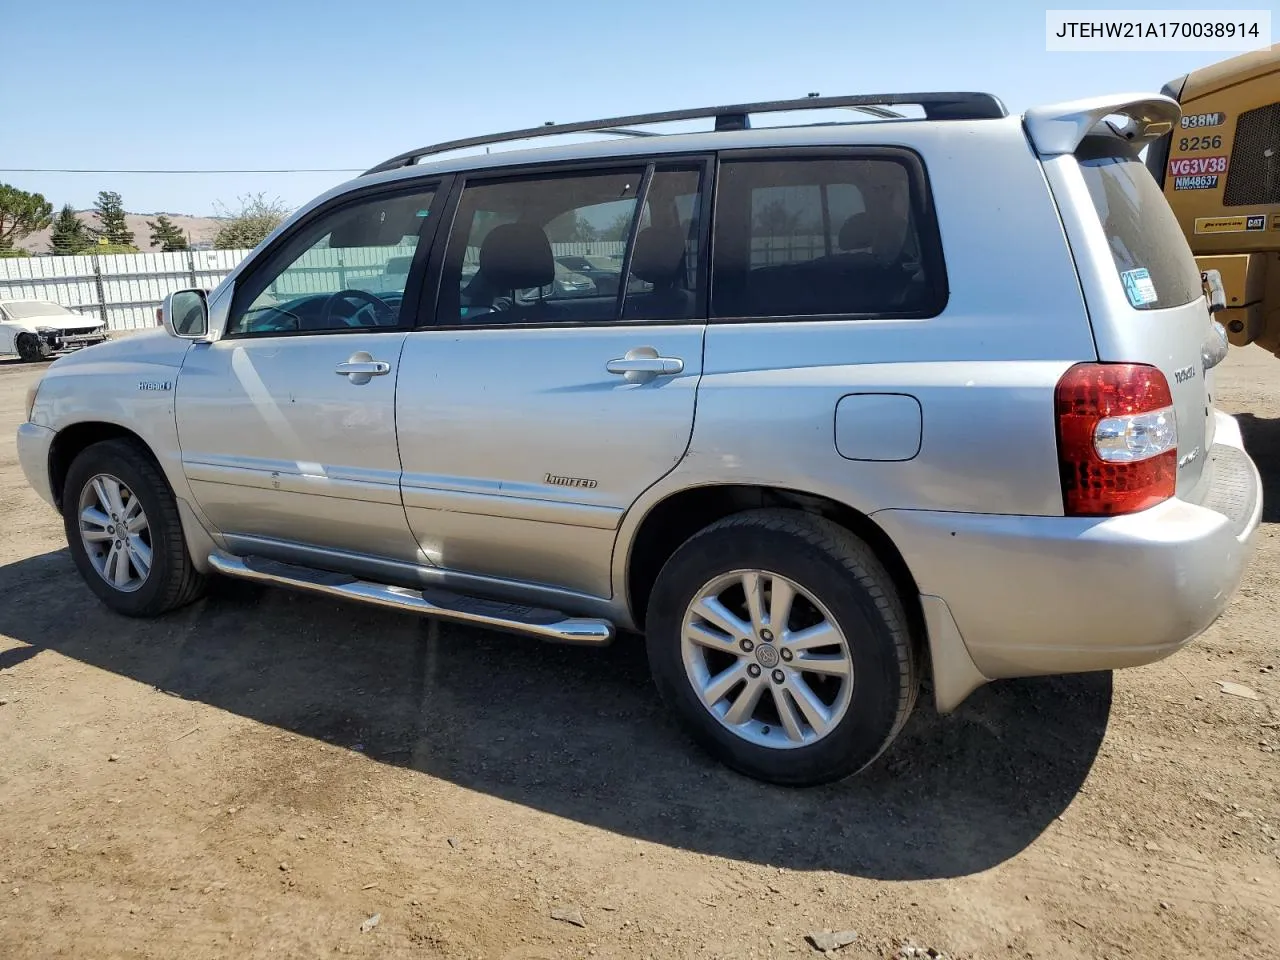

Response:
(16, 92), (1262, 785)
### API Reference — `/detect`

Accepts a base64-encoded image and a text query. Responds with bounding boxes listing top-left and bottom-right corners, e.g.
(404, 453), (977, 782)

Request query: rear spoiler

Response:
(1023, 93), (1182, 156)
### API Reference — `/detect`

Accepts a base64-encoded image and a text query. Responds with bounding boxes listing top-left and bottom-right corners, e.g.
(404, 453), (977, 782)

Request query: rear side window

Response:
(711, 155), (944, 319)
(433, 162), (705, 326)
(1076, 139), (1203, 311)
(621, 166), (704, 322)
(436, 168), (644, 326)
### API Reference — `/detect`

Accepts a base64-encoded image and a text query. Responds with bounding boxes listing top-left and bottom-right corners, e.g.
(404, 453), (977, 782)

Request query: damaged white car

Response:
(0, 299), (108, 362)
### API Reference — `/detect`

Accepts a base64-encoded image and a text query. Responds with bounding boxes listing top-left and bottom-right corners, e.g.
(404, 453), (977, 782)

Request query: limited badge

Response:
(1121, 267), (1158, 307)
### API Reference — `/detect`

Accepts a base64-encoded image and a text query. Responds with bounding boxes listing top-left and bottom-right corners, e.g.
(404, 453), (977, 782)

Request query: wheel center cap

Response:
(755, 644), (780, 668)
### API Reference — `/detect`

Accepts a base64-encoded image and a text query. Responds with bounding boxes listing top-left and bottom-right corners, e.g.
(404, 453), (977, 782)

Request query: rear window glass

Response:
(1076, 138), (1203, 311)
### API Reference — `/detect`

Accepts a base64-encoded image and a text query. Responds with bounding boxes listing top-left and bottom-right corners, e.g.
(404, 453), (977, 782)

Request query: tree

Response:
(0, 183), (54, 252)
(545, 212), (598, 243)
(753, 199), (806, 236)
(213, 193), (289, 250)
(92, 241), (141, 254)
(599, 211), (634, 242)
(147, 214), (188, 251)
(49, 204), (94, 255)
(93, 190), (135, 247)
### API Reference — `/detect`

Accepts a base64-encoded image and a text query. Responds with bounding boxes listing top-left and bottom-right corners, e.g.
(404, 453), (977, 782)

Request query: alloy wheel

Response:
(78, 474), (152, 593)
(680, 569), (854, 749)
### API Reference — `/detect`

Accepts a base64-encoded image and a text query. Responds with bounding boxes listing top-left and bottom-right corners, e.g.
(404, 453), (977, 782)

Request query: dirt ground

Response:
(0, 349), (1276, 960)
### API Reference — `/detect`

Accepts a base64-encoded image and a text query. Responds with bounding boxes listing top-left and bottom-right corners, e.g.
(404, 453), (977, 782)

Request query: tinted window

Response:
(438, 169), (644, 326)
(1077, 139), (1202, 311)
(621, 166), (704, 322)
(227, 187), (436, 336)
(712, 157), (938, 319)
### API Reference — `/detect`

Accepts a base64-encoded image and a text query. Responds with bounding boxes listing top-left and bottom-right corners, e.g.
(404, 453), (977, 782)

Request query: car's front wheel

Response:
(63, 439), (206, 617)
(15, 333), (50, 363)
(646, 509), (919, 786)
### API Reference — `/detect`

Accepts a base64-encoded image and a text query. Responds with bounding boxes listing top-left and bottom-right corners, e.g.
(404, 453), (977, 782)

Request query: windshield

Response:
(3, 301), (73, 320)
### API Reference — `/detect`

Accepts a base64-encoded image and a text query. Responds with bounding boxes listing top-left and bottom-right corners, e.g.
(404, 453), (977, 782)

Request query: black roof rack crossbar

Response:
(362, 92), (1007, 175)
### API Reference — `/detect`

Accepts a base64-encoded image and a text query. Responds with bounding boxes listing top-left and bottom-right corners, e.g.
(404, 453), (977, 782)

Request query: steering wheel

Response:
(239, 304), (302, 333)
(320, 289), (396, 328)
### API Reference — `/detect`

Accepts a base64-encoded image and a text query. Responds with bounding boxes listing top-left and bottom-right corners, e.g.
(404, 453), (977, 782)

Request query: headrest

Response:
(629, 225), (687, 285)
(479, 223), (554, 291)
(838, 196), (911, 261)
(837, 213), (873, 251)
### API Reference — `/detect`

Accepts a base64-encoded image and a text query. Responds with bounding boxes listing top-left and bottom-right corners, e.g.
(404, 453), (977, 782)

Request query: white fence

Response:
(0, 249), (253, 331)
(0, 240), (634, 333)
(268, 245), (418, 298)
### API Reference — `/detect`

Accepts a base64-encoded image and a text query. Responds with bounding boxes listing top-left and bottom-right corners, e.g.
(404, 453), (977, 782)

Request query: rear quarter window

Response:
(711, 153), (946, 320)
(1076, 137), (1203, 311)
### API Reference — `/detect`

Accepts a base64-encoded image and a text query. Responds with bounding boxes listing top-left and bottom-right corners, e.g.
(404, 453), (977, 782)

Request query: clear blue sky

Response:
(1, 0), (1270, 216)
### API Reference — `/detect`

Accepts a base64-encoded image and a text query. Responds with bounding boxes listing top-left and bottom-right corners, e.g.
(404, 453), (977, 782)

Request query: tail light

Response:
(1055, 362), (1177, 516)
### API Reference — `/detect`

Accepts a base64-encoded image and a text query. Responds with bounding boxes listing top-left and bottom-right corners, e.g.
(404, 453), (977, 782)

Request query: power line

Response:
(0, 167), (362, 174)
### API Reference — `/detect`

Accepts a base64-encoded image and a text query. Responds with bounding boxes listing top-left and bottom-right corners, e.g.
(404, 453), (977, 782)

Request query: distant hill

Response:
(19, 211), (223, 255)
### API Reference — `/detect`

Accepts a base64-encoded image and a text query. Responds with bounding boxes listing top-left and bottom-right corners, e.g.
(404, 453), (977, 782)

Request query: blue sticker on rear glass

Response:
(1121, 267), (1157, 307)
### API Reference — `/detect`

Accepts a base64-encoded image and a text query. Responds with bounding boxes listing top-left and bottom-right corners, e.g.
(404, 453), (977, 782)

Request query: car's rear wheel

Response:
(63, 439), (206, 617)
(15, 333), (49, 363)
(645, 509), (918, 786)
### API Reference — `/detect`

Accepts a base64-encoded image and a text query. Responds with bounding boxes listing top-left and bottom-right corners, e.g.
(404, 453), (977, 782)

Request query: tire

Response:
(62, 438), (207, 617)
(16, 333), (49, 363)
(645, 508), (918, 786)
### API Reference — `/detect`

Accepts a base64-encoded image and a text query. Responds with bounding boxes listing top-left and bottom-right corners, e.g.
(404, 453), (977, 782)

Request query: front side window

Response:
(1077, 138), (1202, 311)
(227, 187), (436, 336)
(438, 168), (644, 326)
(712, 156), (939, 319)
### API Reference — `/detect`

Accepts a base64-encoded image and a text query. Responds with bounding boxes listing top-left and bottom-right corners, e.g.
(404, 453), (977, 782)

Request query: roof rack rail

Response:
(362, 92), (1007, 176)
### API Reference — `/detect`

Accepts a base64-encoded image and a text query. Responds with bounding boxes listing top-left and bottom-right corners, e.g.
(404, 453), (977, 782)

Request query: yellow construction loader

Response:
(1147, 44), (1280, 354)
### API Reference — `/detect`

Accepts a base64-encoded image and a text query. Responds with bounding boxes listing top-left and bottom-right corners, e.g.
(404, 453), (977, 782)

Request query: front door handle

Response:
(335, 351), (391, 385)
(606, 347), (684, 384)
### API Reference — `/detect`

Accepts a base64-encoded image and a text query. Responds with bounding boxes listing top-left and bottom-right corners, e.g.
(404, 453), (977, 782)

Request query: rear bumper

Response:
(16, 422), (56, 508)
(876, 409), (1262, 680)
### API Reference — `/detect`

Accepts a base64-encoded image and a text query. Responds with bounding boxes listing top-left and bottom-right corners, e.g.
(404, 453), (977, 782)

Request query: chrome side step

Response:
(207, 551), (614, 646)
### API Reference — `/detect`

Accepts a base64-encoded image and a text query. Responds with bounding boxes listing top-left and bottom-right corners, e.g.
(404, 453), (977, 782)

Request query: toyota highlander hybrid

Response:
(16, 91), (1261, 785)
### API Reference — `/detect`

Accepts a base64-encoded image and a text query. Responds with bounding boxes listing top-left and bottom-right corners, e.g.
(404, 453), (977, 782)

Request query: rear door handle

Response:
(335, 351), (391, 385)
(606, 348), (684, 384)
(335, 361), (390, 376)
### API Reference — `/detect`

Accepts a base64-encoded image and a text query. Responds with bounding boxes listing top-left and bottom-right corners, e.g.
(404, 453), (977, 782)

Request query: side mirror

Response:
(160, 289), (209, 339)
